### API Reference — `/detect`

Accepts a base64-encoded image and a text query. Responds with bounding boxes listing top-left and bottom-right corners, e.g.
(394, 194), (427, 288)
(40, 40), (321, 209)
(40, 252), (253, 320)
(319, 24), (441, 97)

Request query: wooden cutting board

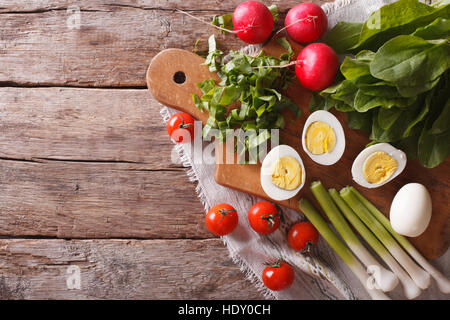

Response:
(147, 37), (449, 259)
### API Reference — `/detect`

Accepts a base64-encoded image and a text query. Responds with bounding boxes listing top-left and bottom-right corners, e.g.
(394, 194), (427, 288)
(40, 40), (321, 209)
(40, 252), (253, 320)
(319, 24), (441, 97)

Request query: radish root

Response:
(176, 9), (238, 34)
(177, 9), (261, 35)
(275, 15), (319, 36)
(252, 60), (302, 69)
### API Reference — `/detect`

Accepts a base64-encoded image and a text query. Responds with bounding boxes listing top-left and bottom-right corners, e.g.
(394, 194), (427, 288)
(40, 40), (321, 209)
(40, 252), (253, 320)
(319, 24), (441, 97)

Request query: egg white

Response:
(390, 183), (432, 237)
(301, 110), (346, 166)
(352, 143), (407, 189)
(260, 145), (306, 201)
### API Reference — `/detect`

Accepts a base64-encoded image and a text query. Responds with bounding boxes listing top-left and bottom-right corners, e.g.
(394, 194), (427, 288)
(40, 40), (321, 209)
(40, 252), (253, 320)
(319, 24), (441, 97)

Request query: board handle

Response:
(146, 48), (219, 124)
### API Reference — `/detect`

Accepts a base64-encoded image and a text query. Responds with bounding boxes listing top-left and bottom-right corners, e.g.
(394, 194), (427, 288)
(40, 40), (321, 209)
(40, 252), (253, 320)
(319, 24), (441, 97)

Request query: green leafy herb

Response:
(268, 4), (279, 22)
(350, 0), (450, 51)
(192, 35), (299, 158)
(211, 13), (234, 34)
(311, 0), (450, 168)
(430, 99), (450, 134)
(324, 21), (363, 54)
(412, 17), (450, 39)
(370, 36), (450, 87)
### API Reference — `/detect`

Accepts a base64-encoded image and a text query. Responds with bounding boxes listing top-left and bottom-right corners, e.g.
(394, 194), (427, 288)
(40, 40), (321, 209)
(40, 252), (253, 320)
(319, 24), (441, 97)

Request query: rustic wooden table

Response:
(0, 0), (337, 299)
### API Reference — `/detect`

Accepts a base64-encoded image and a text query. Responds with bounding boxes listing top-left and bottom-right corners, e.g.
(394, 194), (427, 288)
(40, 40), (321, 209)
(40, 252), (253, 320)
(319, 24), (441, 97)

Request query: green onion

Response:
(298, 198), (389, 300)
(340, 187), (431, 290)
(350, 186), (450, 294)
(310, 181), (398, 292)
(329, 188), (421, 299)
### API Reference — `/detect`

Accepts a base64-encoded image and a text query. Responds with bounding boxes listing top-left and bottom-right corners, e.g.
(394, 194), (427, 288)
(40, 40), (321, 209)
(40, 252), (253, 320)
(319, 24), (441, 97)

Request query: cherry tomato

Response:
(248, 201), (280, 235)
(205, 204), (238, 236)
(166, 112), (195, 143)
(287, 221), (319, 252)
(262, 260), (294, 291)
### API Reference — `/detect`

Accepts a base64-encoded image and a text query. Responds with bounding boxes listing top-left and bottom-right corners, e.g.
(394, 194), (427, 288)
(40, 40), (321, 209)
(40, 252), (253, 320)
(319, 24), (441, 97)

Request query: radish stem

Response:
(329, 188), (422, 299)
(340, 187), (431, 290)
(310, 181), (398, 292)
(176, 9), (238, 34)
(274, 15), (318, 35)
(298, 198), (390, 300)
(350, 186), (450, 294)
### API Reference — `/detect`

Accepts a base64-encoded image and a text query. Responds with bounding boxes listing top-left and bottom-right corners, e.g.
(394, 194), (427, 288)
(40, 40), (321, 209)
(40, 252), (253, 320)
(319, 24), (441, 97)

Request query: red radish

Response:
(295, 43), (338, 91)
(232, 1), (274, 44)
(285, 3), (328, 43)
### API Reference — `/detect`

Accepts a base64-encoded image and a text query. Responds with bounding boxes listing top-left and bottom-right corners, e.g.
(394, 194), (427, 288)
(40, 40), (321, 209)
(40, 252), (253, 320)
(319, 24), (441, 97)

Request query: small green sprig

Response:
(192, 35), (300, 157)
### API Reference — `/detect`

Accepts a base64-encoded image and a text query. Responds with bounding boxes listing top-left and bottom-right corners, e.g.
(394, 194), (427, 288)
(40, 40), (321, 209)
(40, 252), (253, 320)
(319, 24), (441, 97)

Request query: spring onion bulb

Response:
(329, 188), (422, 299)
(340, 187), (431, 290)
(298, 198), (390, 300)
(310, 181), (398, 292)
(350, 186), (450, 294)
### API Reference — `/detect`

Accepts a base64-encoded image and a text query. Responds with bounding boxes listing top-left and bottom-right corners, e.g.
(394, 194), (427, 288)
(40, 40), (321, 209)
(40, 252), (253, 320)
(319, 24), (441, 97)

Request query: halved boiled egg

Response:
(260, 145), (306, 201)
(352, 143), (407, 189)
(301, 110), (346, 165)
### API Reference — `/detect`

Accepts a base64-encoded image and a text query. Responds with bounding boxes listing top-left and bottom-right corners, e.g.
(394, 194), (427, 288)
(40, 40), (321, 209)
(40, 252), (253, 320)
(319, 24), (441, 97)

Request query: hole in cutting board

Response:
(173, 71), (186, 84)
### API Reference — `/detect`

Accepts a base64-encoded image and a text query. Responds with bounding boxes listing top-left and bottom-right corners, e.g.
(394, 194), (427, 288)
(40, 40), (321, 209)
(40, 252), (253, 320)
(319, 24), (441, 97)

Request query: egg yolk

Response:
(305, 121), (336, 155)
(363, 151), (398, 184)
(271, 156), (302, 190)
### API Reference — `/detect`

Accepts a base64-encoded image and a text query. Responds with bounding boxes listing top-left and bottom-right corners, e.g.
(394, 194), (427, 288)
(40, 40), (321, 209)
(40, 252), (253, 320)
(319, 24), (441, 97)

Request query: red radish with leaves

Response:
(284, 3), (328, 43)
(262, 260), (295, 291)
(248, 201), (281, 234)
(166, 112), (195, 143)
(205, 204), (238, 236)
(232, 1), (274, 44)
(288, 221), (319, 252)
(295, 43), (339, 91)
(178, 1), (274, 44)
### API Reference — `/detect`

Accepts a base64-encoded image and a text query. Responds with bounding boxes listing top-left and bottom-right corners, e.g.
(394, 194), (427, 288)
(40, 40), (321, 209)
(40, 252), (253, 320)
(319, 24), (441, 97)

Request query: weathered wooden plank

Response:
(0, 87), (177, 166)
(0, 238), (264, 299)
(0, 88), (211, 239)
(0, 0), (331, 12)
(0, 159), (211, 238)
(0, 0), (331, 87)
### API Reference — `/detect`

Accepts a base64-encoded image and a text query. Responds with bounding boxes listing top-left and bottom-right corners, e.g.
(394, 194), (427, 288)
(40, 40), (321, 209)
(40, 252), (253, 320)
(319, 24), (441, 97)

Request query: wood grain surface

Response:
(0, 239), (263, 299)
(0, 0), (330, 87)
(0, 88), (214, 239)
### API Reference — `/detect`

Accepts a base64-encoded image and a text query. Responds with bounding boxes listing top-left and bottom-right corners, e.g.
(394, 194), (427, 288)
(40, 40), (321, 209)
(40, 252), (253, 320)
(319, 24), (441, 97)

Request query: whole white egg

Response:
(390, 183), (432, 237)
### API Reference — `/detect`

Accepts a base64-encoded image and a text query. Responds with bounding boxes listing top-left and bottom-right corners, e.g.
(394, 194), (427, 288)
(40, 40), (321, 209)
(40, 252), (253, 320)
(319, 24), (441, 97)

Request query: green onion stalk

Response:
(328, 188), (422, 299)
(350, 187), (450, 294)
(310, 181), (398, 293)
(298, 198), (390, 300)
(340, 187), (431, 290)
